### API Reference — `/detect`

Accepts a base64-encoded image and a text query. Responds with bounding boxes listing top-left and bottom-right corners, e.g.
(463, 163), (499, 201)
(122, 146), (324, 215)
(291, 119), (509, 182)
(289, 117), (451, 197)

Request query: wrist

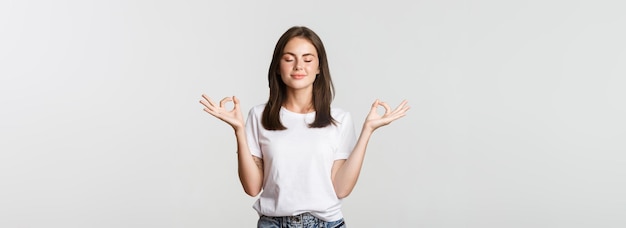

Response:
(361, 124), (375, 135)
(233, 125), (245, 134)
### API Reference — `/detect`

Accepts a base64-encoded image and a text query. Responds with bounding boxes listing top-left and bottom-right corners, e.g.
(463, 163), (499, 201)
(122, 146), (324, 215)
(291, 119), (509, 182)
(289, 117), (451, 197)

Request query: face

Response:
(279, 37), (320, 91)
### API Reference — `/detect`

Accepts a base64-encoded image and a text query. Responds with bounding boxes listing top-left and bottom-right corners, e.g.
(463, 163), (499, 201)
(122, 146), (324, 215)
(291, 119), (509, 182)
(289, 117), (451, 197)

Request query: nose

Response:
(294, 61), (303, 70)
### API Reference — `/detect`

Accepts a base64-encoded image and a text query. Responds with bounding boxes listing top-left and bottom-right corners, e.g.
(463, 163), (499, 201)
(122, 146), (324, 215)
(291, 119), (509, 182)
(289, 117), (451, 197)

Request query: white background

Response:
(1, 0), (625, 227)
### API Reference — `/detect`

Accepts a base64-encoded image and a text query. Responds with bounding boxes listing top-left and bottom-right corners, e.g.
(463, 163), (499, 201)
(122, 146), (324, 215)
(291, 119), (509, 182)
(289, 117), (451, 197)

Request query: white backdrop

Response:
(1, 0), (625, 227)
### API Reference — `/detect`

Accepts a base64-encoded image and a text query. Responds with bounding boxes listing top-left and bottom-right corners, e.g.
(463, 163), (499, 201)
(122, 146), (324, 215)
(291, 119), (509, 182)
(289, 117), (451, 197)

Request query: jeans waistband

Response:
(258, 212), (346, 227)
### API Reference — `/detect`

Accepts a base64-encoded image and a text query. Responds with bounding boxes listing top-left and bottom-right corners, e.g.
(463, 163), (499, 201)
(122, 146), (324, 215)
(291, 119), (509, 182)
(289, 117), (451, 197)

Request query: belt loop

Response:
(281, 216), (287, 228)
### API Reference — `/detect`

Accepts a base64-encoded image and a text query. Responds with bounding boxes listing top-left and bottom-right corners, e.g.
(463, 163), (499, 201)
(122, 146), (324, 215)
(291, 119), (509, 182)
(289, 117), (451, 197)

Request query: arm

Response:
(234, 127), (264, 197)
(200, 95), (264, 197)
(332, 99), (409, 199)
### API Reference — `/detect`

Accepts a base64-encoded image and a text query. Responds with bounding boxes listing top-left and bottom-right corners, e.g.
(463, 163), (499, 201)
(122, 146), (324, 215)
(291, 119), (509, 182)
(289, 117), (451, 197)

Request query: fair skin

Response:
(199, 37), (409, 198)
(279, 37), (320, 113)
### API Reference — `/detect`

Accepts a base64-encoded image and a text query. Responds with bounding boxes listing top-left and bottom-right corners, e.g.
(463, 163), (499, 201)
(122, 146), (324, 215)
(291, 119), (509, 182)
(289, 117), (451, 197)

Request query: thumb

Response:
(370, 99), (379, 112)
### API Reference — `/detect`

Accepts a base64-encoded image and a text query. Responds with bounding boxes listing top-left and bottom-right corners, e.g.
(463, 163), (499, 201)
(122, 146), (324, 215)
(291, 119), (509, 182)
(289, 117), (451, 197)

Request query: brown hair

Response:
(262, 26), (336, 130)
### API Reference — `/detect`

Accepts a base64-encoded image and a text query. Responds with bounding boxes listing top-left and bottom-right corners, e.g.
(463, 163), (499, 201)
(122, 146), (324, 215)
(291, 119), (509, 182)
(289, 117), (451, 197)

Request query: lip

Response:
(291, 74), (306, 79)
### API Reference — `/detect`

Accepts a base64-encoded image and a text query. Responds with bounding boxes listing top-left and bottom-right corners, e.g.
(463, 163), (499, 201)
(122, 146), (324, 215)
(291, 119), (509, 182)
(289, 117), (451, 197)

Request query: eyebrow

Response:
(282, 52), (316, 57)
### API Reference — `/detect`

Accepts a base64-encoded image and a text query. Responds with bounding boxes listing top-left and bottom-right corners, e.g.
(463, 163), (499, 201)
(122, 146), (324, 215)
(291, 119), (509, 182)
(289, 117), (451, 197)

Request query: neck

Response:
(283, 89), (314, 113)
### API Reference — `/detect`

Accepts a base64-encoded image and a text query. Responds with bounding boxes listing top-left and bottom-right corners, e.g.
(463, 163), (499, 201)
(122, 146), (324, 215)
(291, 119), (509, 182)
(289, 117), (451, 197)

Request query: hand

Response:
(363, 99), (410, 133)
(199, 94), (245, 131)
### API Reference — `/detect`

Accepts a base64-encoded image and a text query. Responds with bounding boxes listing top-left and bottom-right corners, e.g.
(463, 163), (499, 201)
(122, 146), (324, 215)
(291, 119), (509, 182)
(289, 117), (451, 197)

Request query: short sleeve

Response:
(245, 107), (263, 158)
(334, 112), (356, 160)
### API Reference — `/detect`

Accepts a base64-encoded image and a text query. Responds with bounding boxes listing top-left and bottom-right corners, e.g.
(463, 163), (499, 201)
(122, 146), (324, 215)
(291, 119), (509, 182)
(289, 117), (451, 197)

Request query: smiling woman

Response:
(2, 0), (625, 227)
(279, 37), (320, 92)
(199, 26), (409, 228)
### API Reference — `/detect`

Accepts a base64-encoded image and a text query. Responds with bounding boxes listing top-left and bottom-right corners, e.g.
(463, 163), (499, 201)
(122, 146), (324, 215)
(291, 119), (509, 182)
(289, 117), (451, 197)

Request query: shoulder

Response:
(245, 103), (267, 121)
(331, 107), (352, 122)
(248, 103), (266, 115)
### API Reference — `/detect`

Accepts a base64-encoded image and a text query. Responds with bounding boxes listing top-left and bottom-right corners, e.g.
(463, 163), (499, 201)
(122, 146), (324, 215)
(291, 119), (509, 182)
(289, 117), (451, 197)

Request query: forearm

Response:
(234, 128), (263, 196)
(332, 126), (374, 199)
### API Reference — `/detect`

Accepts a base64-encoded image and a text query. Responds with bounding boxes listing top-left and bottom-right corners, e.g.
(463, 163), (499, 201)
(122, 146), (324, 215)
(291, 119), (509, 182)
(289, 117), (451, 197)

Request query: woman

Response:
(200, 26), (409, 228)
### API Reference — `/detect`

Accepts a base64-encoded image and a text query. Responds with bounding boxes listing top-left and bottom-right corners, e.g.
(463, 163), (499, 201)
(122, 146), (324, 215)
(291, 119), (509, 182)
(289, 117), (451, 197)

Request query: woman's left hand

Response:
(363, 99), (410, 133)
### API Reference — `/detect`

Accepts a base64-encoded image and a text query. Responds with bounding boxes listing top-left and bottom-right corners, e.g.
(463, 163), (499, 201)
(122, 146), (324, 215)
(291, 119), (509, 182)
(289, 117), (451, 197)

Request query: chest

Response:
(258, 124), (339, 164)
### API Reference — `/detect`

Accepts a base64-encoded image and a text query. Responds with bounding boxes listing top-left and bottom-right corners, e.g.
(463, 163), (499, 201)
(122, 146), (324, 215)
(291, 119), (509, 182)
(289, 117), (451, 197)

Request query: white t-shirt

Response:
(245, 104), (357, 222)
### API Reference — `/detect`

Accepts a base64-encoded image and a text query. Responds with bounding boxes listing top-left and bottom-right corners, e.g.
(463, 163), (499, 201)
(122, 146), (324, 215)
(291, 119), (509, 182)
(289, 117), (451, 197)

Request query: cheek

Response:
(279, 63), (290, 75)
(312, 63), (320, 73)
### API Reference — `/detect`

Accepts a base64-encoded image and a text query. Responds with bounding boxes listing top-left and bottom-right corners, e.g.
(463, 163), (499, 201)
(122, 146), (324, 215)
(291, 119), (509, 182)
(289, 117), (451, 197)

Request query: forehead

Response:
(283, 37), (317, 55)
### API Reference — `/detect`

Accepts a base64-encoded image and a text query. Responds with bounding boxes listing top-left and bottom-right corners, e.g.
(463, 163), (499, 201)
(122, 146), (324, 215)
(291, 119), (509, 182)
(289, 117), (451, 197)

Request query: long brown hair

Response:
(262, 26), (336, 130)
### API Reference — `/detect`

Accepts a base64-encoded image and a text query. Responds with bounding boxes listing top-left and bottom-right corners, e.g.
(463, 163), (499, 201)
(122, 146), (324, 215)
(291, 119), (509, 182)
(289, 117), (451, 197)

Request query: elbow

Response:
(238, 171), (263, 197)
(336, 193), (349, 199)
(245, 190), (260, 197)
(335, 188), (352, 199)
(333, 179), (355, 199)
(244, 186), (262, 197)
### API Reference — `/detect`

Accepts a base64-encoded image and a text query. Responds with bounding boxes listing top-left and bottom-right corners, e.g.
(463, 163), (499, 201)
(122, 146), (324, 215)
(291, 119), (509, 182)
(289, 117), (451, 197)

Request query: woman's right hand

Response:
(200, 94), (245, 131)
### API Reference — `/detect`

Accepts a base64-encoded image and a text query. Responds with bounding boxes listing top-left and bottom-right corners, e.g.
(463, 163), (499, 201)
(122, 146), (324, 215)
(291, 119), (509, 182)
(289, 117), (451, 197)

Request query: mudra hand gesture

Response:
(199, 94), (244, 131)
(363, 99), (410, 133)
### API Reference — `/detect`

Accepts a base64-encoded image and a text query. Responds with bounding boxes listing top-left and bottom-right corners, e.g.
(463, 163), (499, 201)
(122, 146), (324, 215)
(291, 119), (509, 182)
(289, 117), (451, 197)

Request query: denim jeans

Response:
(257, 212), (346, 228)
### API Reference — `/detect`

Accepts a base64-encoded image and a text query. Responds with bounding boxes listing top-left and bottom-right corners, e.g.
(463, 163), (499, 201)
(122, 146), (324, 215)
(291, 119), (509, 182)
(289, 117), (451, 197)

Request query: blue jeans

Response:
(257, 213), (346, 228)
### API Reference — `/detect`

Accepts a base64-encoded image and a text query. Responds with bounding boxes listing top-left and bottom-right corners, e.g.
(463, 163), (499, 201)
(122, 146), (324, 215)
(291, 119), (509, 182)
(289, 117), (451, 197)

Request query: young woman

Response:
(200, 26), (409, 228)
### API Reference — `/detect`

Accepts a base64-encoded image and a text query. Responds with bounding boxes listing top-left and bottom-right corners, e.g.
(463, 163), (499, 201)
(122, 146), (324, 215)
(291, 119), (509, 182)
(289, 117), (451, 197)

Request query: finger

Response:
(392, 100), (409, 114)
(390, 105), (410, 118)
(200, 94), (210, 104)
(233, 96), (240, 110)
(202, 94), (215, 106)
(370, 99), (379, 107)
(380, 101), (392, 115)
(199, 99), (216, 110)
(203, 107), (218, 117)
(386, 113), (407, 123)
(204, 104), (227, 117)
(206, 97), (219, 108)
(219, 97), (232, 108)
(199, 99), (210, 109)
(370, 99), (380, 112)
(200, 98), (219, 113)
(389, 105), (410, 121)
(386, 106), (408, 120)
(397, 100), (408, 110)
(400, 106), (410, 115)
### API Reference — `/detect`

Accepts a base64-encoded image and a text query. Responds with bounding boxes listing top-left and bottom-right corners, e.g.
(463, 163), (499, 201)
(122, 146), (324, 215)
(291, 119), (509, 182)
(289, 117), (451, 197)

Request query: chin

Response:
(286, 83), (314, 91)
